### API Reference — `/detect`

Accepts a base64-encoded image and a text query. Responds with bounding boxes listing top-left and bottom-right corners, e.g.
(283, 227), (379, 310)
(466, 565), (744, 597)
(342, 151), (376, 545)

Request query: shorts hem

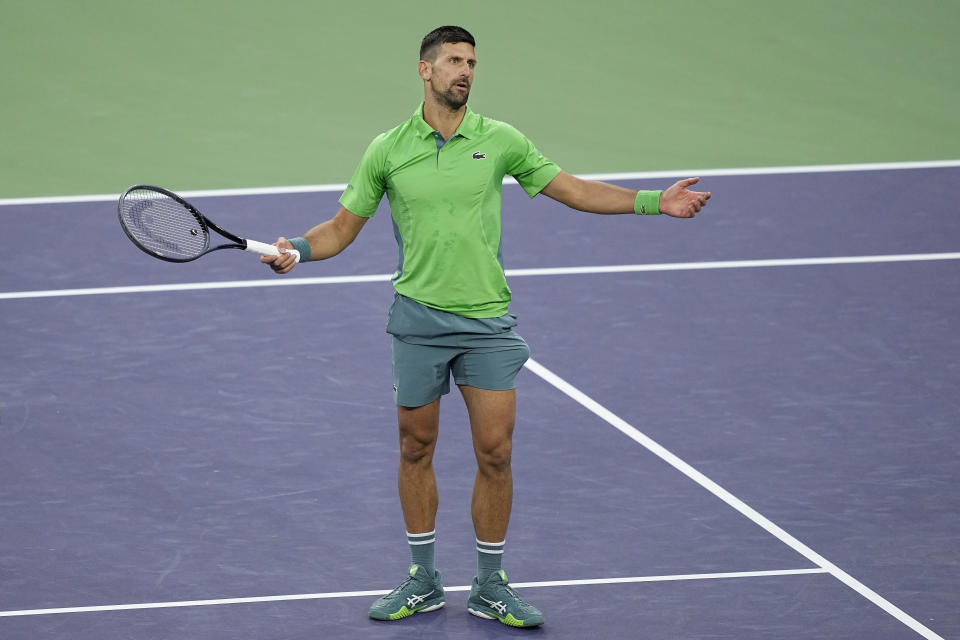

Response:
(452, 379), (517, 391)
(395, 387), (450, 408)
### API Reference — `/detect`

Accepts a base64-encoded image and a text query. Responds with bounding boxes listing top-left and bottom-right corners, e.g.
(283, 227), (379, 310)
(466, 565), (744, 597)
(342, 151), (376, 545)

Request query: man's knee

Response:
(397, 402), (440, 465)
(399, 429), (437, 464)
(475, 438), (512, 472)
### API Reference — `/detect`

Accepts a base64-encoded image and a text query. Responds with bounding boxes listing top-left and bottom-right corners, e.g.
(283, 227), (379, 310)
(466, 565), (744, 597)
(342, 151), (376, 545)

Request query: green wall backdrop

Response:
(1, 0), (958, 198)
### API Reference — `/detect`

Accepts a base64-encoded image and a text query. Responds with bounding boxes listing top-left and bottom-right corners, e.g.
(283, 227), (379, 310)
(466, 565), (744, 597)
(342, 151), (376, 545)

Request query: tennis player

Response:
(264, 25), (710, 627)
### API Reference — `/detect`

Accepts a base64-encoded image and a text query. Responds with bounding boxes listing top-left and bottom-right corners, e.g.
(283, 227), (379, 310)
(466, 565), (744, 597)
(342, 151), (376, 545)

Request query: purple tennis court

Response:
(1, 165), (957, 639)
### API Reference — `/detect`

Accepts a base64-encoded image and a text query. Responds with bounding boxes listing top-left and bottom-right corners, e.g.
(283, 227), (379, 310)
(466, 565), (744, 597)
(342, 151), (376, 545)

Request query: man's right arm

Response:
(262, 206), (369, 274)
(265, 131), (386, 274)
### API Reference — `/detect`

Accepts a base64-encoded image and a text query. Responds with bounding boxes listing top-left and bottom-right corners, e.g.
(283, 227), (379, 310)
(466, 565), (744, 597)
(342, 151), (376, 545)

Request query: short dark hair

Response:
(419, 26), (475, 62)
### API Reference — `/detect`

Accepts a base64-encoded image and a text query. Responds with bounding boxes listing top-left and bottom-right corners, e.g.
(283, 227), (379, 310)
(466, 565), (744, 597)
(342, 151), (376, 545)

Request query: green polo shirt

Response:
(339, 103), (561, 318)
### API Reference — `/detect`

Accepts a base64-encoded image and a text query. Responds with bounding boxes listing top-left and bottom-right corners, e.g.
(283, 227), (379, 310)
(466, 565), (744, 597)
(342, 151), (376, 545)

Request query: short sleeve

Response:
(503, 126), (562, 198)
(339, 135), (388, 217)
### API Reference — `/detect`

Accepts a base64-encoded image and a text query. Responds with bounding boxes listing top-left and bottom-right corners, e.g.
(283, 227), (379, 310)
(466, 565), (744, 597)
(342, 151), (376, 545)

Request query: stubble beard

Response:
(431, 78), (470, 111)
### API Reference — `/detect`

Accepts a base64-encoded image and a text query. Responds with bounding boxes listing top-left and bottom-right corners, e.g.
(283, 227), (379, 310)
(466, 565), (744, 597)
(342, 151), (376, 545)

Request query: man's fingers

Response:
(260, 237), (298, 274)
(659, 179), (710, 218)
(261, 252), (295, 273)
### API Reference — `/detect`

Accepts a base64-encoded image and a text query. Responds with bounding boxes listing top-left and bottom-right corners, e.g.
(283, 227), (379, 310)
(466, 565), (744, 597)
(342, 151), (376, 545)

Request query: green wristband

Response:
(289, 236), (312, 262)
(634, 190), (662, 215)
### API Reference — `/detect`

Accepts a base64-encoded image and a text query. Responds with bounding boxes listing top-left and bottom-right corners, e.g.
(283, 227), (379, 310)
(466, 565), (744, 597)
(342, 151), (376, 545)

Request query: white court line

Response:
(0, 568), (826, 617)
(2, 252), (959, 301)
(522, 358), (945, 640)
(0, 273), (393, 301)
(1, 159), (958, 206)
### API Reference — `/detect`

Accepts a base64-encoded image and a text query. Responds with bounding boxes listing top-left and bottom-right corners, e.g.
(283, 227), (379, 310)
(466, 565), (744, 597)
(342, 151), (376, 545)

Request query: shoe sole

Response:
(370, 601), (445, 621)
(468, 606), (543, 627)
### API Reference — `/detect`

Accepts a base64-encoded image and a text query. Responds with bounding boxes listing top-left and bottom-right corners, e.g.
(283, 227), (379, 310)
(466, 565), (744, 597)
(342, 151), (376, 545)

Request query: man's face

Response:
(421, 41), (476, 110)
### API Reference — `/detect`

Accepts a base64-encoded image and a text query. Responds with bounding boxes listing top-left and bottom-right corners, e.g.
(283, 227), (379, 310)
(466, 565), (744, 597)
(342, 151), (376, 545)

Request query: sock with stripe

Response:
(476, 539), (505, 582)
(408, 530), (436, 574)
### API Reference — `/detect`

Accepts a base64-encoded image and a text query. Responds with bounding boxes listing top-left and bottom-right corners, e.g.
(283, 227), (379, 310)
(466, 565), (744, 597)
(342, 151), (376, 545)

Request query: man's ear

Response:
(418, 59), (431, 81)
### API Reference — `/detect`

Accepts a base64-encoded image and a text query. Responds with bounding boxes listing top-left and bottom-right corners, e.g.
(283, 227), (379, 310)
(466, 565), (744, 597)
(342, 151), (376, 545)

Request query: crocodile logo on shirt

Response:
(472, 152), (486, 159)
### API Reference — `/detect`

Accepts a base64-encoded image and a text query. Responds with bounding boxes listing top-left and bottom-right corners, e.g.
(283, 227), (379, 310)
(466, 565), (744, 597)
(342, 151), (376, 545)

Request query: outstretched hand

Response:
(660, 177), (711, 218)
(261, 237), (298, 274)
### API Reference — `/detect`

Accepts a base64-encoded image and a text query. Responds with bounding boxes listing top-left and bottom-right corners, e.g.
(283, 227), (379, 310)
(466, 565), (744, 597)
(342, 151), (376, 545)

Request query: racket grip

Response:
(244, 239), (301, 263)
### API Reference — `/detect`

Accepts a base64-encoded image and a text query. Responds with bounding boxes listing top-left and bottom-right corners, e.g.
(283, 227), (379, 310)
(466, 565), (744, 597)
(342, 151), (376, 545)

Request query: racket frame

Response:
(117, 184), (298, 263)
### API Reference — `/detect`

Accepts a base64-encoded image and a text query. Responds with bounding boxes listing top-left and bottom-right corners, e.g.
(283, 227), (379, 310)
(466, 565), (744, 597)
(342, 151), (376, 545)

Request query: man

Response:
(264, 25), (710, 628)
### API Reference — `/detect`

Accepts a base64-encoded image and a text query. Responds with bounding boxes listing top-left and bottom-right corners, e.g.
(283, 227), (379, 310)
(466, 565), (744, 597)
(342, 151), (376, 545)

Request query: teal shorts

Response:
(386, 294), (531, 408)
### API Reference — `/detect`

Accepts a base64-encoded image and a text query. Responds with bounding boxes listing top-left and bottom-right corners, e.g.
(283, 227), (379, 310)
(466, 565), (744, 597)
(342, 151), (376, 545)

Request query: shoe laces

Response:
(387, 575), (415, 597)
(489, 577), (526, 607)
(503, 584), (540, 613)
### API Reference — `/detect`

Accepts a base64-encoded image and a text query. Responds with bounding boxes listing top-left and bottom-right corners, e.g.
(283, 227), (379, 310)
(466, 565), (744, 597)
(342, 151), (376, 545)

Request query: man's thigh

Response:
(458, 386), (516, 458)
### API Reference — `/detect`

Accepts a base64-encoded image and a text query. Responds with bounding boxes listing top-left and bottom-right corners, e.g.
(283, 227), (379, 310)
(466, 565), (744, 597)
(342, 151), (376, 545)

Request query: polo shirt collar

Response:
(412, 102), (480, 140)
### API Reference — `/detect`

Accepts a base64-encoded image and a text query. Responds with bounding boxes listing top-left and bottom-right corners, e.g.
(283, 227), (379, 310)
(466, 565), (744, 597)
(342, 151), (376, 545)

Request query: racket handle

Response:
(244, 239), (301, 263)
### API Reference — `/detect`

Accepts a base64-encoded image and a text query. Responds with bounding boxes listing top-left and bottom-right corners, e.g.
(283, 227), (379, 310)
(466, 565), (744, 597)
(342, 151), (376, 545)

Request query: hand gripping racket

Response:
(117, 185), (300, 264)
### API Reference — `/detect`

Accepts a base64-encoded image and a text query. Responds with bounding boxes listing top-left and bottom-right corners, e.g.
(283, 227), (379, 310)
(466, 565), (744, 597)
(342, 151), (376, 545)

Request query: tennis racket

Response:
(117, 184), (300, 264)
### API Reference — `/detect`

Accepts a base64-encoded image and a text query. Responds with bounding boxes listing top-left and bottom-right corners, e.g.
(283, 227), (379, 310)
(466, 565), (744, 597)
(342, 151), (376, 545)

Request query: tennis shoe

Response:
(467, 569), (544, 627)
(368, 564), (446, 621)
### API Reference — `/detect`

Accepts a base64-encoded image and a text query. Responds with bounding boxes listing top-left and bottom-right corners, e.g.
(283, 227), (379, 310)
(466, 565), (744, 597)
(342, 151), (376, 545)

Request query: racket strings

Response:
(119, 189), (208, 259)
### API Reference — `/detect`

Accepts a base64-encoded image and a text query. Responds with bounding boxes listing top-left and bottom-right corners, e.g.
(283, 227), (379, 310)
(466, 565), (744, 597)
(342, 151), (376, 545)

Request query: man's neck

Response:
(422, 97), (466, 141)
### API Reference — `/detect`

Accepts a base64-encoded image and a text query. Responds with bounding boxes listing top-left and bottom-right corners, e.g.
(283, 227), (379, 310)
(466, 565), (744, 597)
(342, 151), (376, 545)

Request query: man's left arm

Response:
(540, 171), (711, 218)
